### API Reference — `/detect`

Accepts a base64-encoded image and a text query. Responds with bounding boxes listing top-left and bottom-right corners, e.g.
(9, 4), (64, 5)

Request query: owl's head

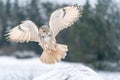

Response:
(39, 25), (51, 37)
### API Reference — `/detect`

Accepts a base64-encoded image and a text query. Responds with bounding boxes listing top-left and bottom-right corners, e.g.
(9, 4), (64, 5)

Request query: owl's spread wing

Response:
(6, 20), (39, 42)
(49, 4), (82, 37)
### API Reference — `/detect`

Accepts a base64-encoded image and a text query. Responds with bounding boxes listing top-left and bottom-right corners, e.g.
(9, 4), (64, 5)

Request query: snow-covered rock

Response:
(0, 56), (102, 80)
(33, 63), (102, 80)
(33, 62), (102, 80)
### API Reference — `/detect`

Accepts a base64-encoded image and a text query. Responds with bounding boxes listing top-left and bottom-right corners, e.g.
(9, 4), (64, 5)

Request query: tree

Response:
(11, 0), (20, 23)
(93, 0), (119, 61)
(0, 0), (4, 39)
(63, 0), (119, 63)
(26, 0), (43, 26)
(65, 0), (96, 62)
(0, 0), (12, 47)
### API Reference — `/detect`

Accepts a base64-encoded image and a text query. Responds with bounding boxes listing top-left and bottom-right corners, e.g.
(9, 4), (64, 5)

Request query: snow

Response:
(12, 51), (37, 58)
(98, 71), (120, 80)
(0, 56), (119, 80)
(33, 63), (101, 80)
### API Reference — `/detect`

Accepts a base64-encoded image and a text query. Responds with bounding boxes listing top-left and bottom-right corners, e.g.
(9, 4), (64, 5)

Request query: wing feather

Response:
(6, 20), (39, 43)
(49, 4), (82, 36)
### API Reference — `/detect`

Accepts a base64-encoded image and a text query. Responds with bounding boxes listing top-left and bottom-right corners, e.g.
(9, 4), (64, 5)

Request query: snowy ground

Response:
(98, 71), (120, 80)
(0, 56), (119, 80)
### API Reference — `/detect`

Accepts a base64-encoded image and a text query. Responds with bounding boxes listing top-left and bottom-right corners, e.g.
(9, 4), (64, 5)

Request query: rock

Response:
(33, 63), (102, 80)
(0, 57), (102, 80)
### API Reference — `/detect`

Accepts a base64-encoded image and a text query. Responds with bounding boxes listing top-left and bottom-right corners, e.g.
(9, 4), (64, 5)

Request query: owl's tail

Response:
(40, 44), (68, 64)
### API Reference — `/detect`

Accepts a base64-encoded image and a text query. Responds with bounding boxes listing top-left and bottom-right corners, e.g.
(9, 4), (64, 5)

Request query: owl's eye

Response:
(43, 31), (45, 32)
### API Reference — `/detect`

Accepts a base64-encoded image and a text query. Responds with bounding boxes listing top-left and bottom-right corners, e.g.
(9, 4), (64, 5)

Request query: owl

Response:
(6, 4), (82, 64)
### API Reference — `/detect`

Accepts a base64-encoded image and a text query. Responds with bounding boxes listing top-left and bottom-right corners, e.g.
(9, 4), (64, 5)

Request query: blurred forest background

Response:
(0, 0), (120, 71)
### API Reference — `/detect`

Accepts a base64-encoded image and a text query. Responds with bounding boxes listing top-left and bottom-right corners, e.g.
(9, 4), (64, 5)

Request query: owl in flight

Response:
(6, 4), (82, 64)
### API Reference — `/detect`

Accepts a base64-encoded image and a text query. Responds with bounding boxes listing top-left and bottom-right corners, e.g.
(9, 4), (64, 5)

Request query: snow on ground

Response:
(98, 71), (120, 80)
(0, 56), (119, 80)
(33, 63), (101, 80)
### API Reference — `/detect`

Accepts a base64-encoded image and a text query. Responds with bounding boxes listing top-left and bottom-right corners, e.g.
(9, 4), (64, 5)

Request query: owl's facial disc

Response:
(41, 25), (50, 33)
(39, 27), (51, 37)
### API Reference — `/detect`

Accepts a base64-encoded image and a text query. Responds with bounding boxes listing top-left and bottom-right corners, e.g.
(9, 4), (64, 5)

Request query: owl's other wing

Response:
(49, 4), (82, 37)
(6, 20), (39, 42)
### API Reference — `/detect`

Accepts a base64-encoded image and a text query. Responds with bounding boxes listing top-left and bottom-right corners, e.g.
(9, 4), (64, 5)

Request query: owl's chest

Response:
(43, 37), (50, 42)
(40, 35), (51, 44)
(39, 31), (52, 44)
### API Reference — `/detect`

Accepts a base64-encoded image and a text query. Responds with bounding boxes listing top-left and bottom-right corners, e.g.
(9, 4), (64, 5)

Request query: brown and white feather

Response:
(49, 4), (82, 37)
(6, 20), (39, 42)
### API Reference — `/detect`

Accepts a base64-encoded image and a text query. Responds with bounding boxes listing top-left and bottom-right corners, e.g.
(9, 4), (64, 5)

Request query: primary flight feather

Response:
(6, 4), (82, 64)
